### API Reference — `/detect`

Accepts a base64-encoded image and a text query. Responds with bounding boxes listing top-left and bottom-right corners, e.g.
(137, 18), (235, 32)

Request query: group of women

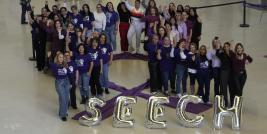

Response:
(25, 0), (252, 121)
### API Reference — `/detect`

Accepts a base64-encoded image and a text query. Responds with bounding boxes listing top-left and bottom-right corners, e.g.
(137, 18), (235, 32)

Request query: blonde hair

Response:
(54, 52), (68, 68)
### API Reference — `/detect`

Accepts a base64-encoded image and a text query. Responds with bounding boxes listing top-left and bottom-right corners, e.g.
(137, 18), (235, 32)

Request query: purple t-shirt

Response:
(173, 48), (189, 65)
(99, 43), (113, 64)
(82, 13), (95, 30)
(145, 42), (160, 62)
(105, 11), (119, 27)
(159, 45), (174, 72)
(70, 13), (83, 28)
(50, 63), (69, 79)
(87, 47), (102, 67)
(102, 6), (119, 27)
(67, 60), (77, 79)
(74, 53), (92, 74)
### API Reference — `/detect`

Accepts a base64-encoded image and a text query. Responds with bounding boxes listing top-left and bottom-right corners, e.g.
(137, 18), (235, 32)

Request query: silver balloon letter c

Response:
(176, 95), (204, 127)
(213, 95), (243, 130)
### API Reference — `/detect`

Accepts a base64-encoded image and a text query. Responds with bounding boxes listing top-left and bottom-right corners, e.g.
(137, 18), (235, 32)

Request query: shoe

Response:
(61, 117), (67, 121)
(129, 46), (135, 53)
(205, 101), (212, 105)
(177, 93), (182, 98)
(183, 92), (188, 95)
(105, 88), (110, 94)
(21, 22), (28, 24)
(171, 90), (177, 94)
(72, 105), (78, 109)
(80, 96), (86, 104)
(163, 91), (170, 96)
(151, 91), (157, 95)
(28, 57), (36, 61)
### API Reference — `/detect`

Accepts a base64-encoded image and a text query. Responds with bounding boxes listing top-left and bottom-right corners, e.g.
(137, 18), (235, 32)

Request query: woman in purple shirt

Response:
(99, 34), (113, 94)
(144, 34), (161, 94)
(74, 44), (93, 104)
(80, 4), (95, 38)
(88, 38), (104, 97)
(50, 52), (70, 121)
(64, 51), (78, 109)
(157, 36), (174, 96)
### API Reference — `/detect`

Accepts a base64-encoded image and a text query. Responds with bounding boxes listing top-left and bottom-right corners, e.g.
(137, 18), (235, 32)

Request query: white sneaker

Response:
(177, 93), (182, 98)
(129, 46), (135, 53)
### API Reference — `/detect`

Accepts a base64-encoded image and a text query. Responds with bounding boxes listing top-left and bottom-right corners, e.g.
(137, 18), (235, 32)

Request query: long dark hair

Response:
(106, 2), (114, 12)
(117, 2), (130, 13)
(80, 4), (93, 16)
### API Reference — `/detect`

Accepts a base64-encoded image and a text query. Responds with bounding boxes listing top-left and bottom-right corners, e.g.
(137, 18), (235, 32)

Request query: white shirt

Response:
(207, 49), (221, 68)
(93, 11), (106, 31)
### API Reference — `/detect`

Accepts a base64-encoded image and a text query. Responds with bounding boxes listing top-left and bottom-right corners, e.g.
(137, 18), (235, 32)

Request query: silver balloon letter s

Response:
(213, 95), (243, 130)
(79, 97), (106, 126)
(176, 95), (204, 128)
(145, 96), (169, 129)
(113, 96), (137, 128)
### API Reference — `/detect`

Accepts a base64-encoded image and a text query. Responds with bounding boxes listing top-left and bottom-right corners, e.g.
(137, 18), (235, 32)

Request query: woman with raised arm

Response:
(117, 2), (131, 52)
(231, 43), (252, 104)
(124, 0), (145, 53)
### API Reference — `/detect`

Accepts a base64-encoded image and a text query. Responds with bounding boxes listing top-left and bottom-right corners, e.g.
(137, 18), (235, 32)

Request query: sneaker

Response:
(171, 90), (177, 94)
(151, 91), (157, 95)
(72, 105), (78, 109)
(61, 117), (67, 121)
(129, 46), (135, 53)
(205, 101), (212, 105)
(80, 96), (86, 104)
(163, 91), (170, 96)
(177, 93), (182, 98)
(105, 88), (110, 94)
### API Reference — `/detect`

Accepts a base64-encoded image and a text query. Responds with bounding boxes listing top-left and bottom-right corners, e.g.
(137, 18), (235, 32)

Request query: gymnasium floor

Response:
(0, 0), (266, 134)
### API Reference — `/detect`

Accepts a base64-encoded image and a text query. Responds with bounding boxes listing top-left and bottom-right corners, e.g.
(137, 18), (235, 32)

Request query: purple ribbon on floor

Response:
(72, 52), (212, 121)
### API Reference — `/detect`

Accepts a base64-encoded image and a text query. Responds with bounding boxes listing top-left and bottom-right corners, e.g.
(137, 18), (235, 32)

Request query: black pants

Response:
(148, 62), (161, 92)
(182, 67), (188, 93)
(233, 71), (247, 96)
(220, 69), (234, 107)
(21, 5), (27, 23)
(189, 73), (197, 85)
(35, 39), (46, 71)
(69, 77), (77, 107)
(213, 67), (220, 96)
(197, 72), (210, 103)
(170, 68), (176, 90)
(31, 31), (36, 59)
(90, 66), (103, 96)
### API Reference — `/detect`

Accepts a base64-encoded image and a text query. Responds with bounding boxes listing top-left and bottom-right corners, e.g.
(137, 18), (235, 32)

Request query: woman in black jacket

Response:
(216, 42), (234, 107)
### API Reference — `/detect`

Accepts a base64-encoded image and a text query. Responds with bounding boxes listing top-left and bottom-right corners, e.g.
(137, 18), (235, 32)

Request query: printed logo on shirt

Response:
(58, 68), (67, 76)
(69, 66), (74, 73)
(76, 59), (84, 67)
(84, 16), (90, 21)
(200, 61), (209, 69)
(102, 47), (107, 54)
(90, 52), (98, 60)
(73, 18), (78, 24)
(106, 12), (112, 23)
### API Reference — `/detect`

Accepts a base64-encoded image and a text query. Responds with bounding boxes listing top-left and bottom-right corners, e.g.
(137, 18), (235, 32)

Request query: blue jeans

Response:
(105, 25), (117, 51)
(161, 70), (171, 91)
(101, 63), (109, 88)
(86, 29), (93, 38)
(95, 28), (103, 33)
(79, 73), (90, 97)
(55, 78), (70, 118)
(175, 64), (186, 94)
